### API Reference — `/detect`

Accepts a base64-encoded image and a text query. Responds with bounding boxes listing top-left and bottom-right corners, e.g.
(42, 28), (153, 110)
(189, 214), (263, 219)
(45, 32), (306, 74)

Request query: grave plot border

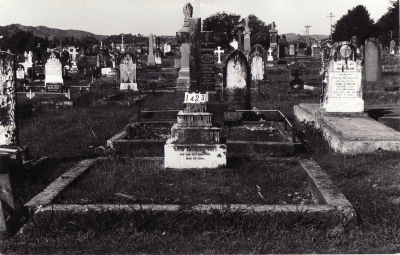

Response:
(108, 120), (302, 157)
(294, 103), (400, 153)
(25, 157), (356, 231)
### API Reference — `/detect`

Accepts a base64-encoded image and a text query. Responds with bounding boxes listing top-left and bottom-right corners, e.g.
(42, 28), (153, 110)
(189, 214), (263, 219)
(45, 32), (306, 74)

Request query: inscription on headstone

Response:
(45, 53), (63, 92)
(324, 42), (363, 112)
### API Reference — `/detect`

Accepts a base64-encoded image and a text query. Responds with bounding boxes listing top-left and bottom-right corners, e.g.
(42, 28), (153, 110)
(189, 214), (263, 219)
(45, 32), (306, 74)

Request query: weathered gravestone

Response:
(45, 52), (63, 92)
(164, 92), (226, 169)
(155, 48), (162, 65)
(248, 44), (266, 81)
(119, 52), (137, 91)
(278, 37), (286, 63)
(364, 38), (382, 82)
(269, 22), (278, 50)
(390, 40), (396, 55)
(0, 51), (18, 146)
(223, 50), (251, 120)
(147, 34), (155, 66)
(175, 3), (193, 91)
(323, 41), (364, 112)
(289, 68), (304, 91)
(312, 43), (320, 58)
(289, 43), (295, 56)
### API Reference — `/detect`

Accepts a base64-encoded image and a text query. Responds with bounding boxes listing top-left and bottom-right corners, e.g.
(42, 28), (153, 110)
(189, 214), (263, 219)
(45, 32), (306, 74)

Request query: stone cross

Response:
(69, 47), (79, 62)
(268, 48), (273, 56)
(214, 46), (224, 64)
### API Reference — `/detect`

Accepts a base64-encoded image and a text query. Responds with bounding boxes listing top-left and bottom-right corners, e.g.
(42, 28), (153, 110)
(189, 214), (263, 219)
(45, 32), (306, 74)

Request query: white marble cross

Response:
(214, 46), (225, 64)
(268, 48), (274, 56)
(69, 47), (79, 62)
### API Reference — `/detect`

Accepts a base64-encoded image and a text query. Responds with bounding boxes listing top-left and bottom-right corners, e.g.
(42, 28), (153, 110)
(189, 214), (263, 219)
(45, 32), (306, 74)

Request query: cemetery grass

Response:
(54, 158), (312, 205)
(4, 134), (400, 254)
(3, 83), (400, 252)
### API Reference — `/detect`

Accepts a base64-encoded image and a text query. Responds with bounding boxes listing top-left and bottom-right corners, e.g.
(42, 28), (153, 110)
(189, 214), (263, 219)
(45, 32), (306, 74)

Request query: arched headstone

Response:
(119, 52), (137, 91)
(364, 38), (382, 82)
(248, 44), (266, 81)
(223, 50), (251, 120)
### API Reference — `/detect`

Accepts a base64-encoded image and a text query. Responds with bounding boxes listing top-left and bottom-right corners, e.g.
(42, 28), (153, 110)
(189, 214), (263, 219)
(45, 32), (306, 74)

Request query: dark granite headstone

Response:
(189, 18), (202, 92)
(278, 38), (286, 63)
(289, 69), (304, 90)
(201, 31), (216, 91)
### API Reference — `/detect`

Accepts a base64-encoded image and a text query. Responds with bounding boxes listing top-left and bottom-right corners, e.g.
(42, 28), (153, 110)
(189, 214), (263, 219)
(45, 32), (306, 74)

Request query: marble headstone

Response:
(248, 44), (266, 81)
(223, 50), (251, 120)
(45, 53), (63, 92)
(323, 42), (363, 112)
(120, 52), (137, 91)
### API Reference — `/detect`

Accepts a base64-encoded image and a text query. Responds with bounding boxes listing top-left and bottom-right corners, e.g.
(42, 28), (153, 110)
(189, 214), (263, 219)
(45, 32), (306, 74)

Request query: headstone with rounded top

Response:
(248, 44), (266, 81)
(223, 50), (251, 120)
(120, 52), (137, 91)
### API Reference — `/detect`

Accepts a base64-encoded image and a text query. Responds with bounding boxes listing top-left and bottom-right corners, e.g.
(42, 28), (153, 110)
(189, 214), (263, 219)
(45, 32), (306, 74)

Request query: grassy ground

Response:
(2, 70), (400, 253)
(54, 158), (312, 205)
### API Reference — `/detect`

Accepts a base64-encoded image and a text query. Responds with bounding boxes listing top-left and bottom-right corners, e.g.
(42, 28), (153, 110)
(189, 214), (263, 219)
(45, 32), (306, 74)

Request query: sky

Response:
(0, 0), (393, 37)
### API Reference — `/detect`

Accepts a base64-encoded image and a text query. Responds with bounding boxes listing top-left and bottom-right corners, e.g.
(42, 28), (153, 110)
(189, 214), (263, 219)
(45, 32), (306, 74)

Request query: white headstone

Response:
(323, 44), (363, 112)
(120, 53), (137, 91)
(45, 53), (63, 92)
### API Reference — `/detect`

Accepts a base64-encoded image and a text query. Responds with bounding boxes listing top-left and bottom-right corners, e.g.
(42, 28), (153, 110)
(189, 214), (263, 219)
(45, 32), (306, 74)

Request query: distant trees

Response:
(203, 12), (271, 51)
(332, 5), (377, 43)
(376, 0), (399, 46)
(203, 12), (242, 50)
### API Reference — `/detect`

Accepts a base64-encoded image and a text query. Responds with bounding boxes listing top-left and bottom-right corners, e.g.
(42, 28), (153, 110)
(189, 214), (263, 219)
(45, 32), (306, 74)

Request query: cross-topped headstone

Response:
(289, 68), (304, 90)
(267, 47), (273, 61)
(214, 46), (224, 64)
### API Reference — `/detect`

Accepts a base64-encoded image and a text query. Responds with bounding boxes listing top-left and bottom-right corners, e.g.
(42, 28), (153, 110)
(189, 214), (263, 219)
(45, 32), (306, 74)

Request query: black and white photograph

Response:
(0, 0), (399, 253)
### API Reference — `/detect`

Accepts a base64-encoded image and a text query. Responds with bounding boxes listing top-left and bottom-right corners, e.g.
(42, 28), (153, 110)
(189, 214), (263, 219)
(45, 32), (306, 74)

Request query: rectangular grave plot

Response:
(53, 158), (314, 206)
(124, 123), (173, 140)
(224, 123), (284, 142)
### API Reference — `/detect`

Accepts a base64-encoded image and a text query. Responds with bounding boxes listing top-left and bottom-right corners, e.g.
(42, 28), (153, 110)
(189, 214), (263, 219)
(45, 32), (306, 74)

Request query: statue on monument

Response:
(271, 21), (276, 31)
(183, 3), (193, 19)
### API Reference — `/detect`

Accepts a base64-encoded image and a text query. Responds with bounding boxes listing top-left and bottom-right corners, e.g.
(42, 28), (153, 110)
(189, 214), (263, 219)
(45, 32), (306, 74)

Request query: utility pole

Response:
(327, 13), (335, 40)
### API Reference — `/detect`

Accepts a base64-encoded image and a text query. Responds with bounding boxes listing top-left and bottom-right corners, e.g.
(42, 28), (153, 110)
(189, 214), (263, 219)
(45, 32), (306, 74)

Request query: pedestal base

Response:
(120, 83), (138, 91)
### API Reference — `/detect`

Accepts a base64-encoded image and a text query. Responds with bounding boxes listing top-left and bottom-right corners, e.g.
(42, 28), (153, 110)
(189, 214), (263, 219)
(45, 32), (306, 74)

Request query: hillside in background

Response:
(0, 24), (108, 40)
(283, 33), (329, 42)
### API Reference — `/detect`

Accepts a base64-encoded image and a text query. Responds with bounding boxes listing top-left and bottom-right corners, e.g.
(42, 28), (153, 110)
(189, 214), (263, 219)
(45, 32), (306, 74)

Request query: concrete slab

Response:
(294, 103), (400, 153)
(324, 117), (400, 141)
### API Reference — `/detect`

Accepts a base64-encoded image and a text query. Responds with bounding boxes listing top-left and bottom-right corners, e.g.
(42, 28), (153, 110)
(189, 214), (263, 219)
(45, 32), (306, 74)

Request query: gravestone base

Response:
(120, 83), (138, 91)
(164, 143), (227, 169)
(147, 55), (156, 66)
(362, 81), (385, 91)
(170, 124), (221, 144)
(325, 98), (364, 113)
